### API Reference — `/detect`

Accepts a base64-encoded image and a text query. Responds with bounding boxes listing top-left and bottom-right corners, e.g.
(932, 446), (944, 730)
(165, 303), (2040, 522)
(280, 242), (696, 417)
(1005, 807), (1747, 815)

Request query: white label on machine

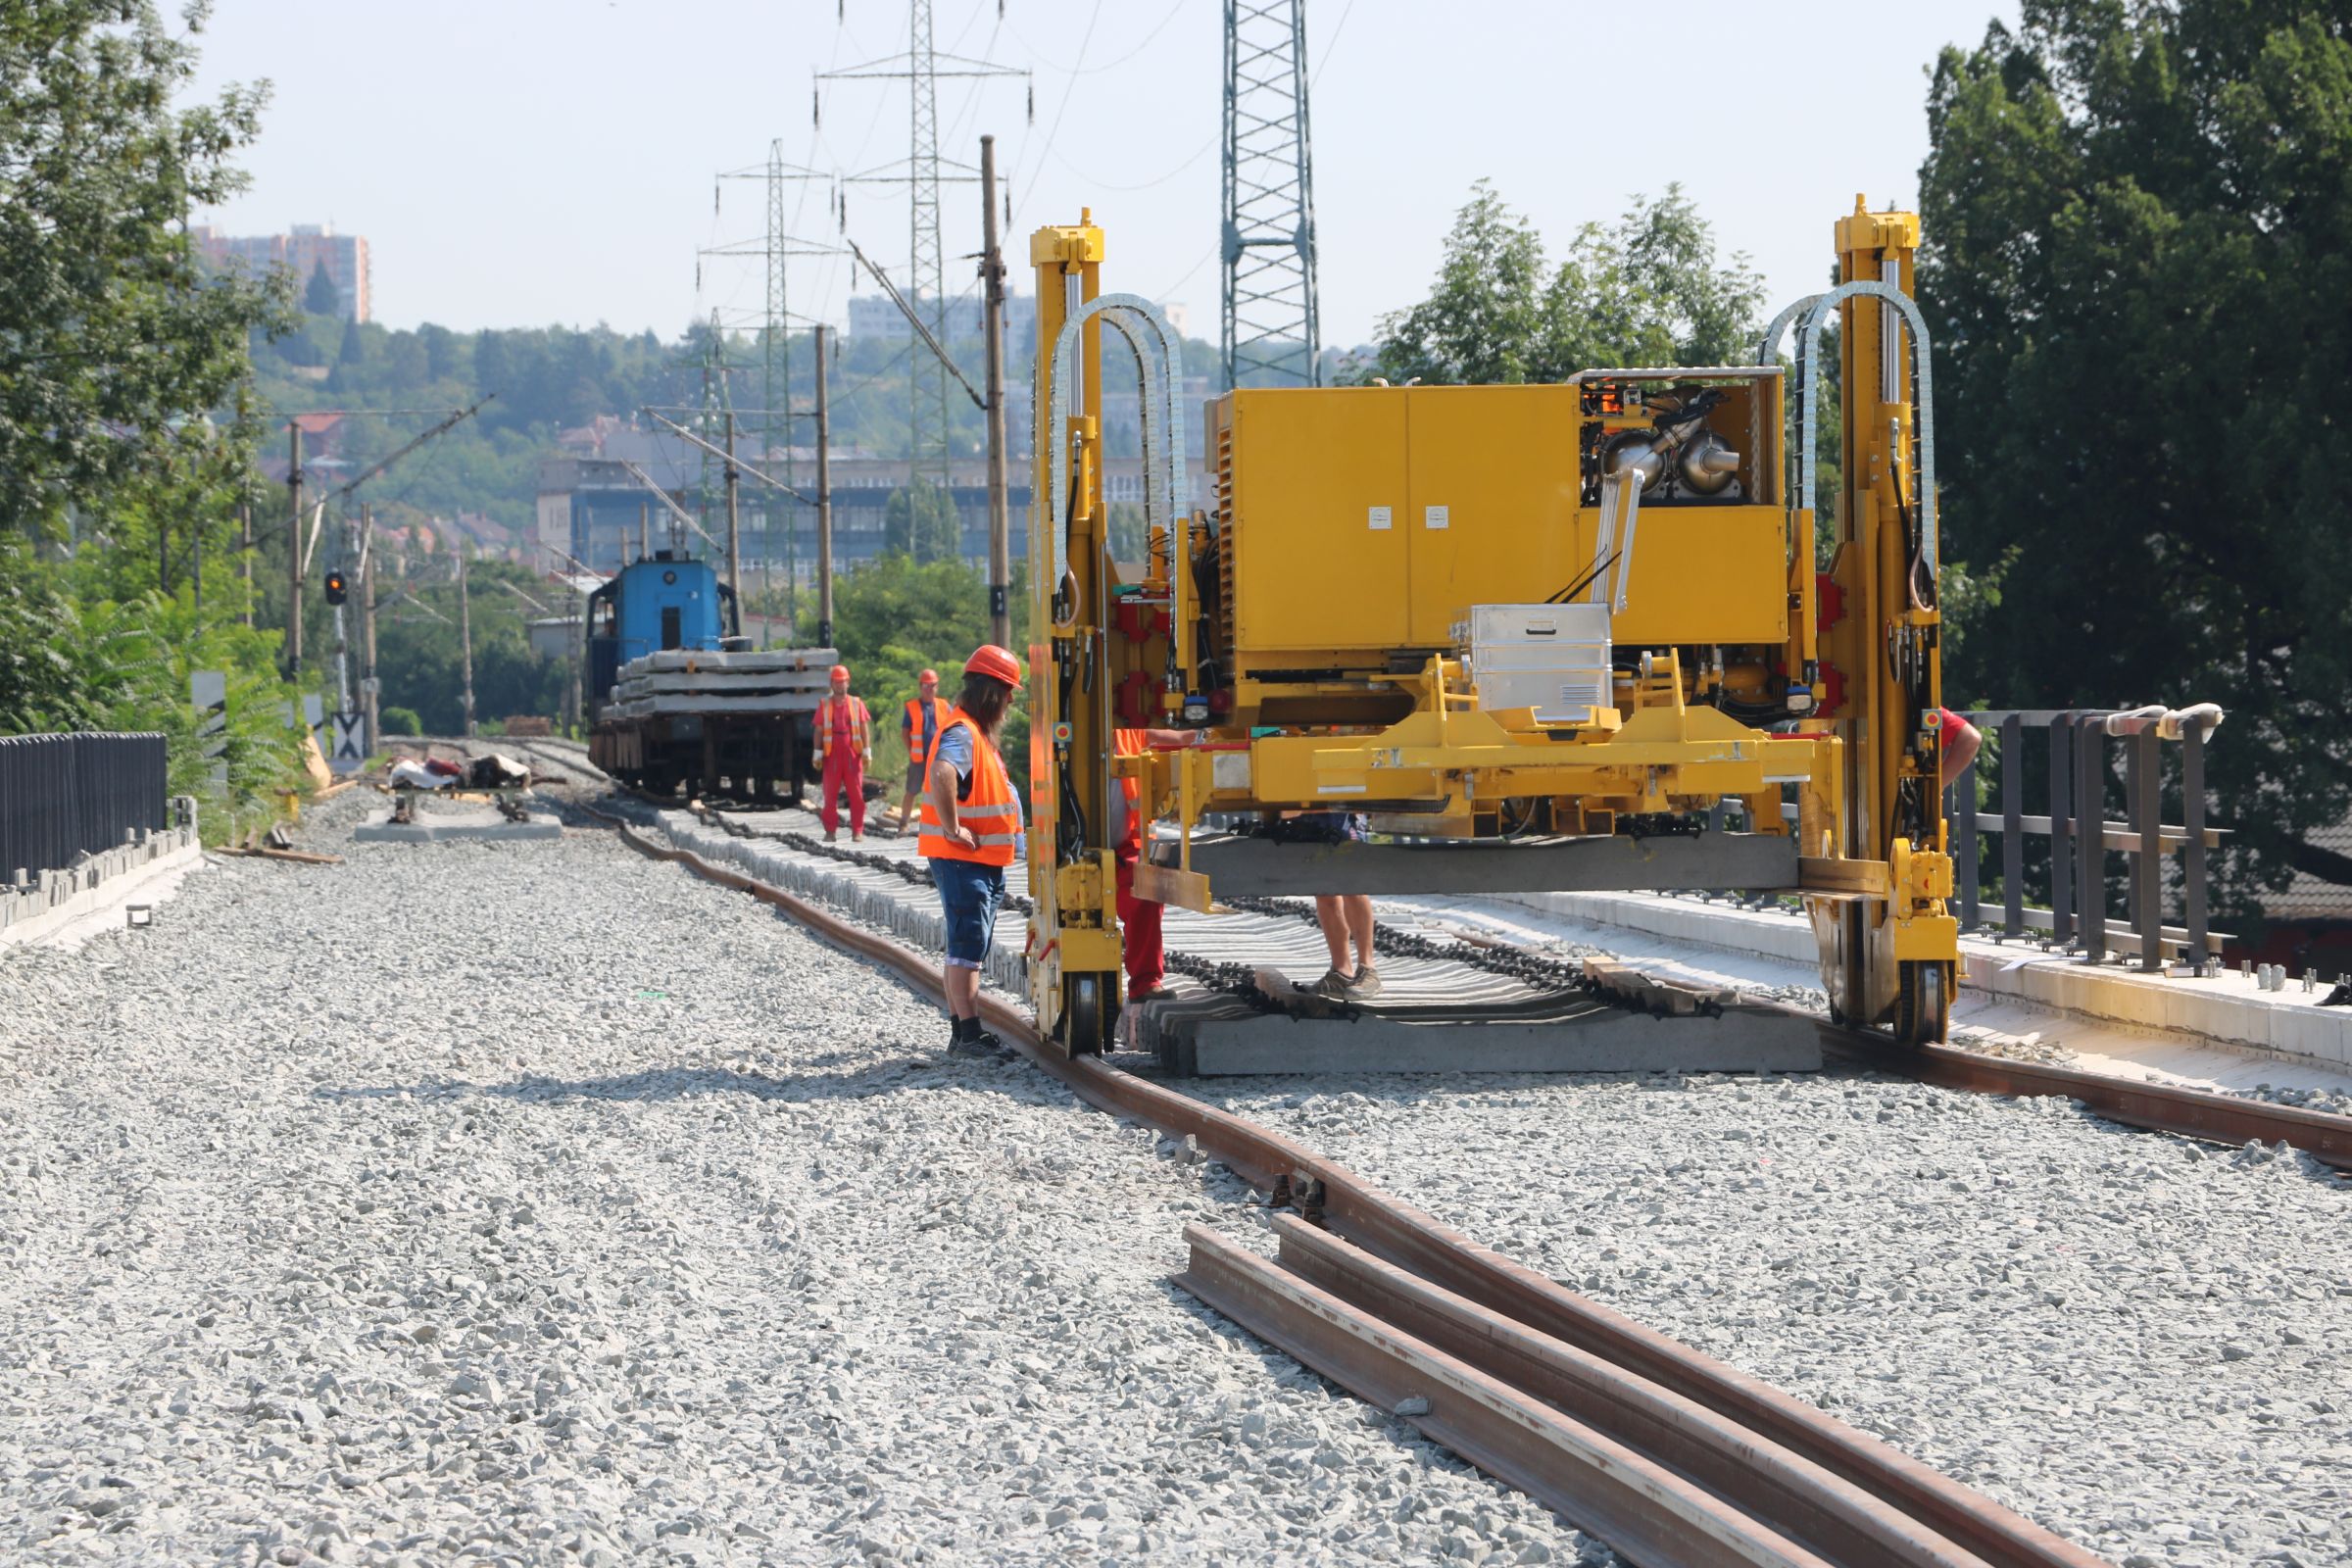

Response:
(1424, 505), (1449, 530)
(1366, 506), (1392, 531)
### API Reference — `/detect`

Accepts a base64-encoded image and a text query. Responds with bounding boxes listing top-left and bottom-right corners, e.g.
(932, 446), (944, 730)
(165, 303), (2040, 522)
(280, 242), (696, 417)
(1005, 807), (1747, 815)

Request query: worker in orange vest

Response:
(893, 667), (954, 837)
(1110, 724), (1198, 1004)
(919, 644), (1025, 1058)
(812, 664), (873, 842)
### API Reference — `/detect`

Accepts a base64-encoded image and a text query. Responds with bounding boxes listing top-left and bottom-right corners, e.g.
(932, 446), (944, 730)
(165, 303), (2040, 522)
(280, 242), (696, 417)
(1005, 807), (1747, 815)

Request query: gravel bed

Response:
(0, 796), (1595, 1567)
(1190, 1072), (2352, 1568)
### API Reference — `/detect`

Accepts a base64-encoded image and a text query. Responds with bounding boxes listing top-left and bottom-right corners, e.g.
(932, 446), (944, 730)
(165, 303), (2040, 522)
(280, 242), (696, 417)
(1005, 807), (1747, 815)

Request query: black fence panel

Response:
(0, 733), (168, 882)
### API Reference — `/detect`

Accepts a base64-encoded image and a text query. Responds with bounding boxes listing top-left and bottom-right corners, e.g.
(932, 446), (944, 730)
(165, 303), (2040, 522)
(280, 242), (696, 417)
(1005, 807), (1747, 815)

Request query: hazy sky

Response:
(182, 0), (2021, 347)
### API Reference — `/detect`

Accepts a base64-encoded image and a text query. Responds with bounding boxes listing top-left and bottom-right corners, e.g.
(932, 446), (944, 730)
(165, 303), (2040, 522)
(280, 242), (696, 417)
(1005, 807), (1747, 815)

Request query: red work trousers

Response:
(1114, 850), (1164, 994)
(819, 752), (866, 837)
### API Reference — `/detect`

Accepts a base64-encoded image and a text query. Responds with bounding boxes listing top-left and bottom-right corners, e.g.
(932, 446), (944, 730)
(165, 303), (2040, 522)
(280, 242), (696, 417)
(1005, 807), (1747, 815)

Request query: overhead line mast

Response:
(1222, 0), (1322, 389)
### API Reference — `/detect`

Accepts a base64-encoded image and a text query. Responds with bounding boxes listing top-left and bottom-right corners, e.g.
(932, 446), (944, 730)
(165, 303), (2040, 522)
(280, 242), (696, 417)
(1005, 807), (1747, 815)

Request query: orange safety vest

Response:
(917, 711), (1020, 867)
(904, 696), (955, 768)
(814, 693), (871, 762)
(1112, 727), (1147, 855)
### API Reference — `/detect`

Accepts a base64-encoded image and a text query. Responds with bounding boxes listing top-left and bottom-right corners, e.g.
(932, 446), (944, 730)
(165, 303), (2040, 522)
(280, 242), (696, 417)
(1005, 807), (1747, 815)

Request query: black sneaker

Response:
(947, 1017), (1012, 1059)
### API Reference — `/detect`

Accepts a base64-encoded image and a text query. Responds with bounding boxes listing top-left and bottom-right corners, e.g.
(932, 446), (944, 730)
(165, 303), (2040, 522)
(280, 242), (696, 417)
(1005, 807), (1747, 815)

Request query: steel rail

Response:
(1258, 1215), (1989, 1568)
(1821, 1029), (2352, 1171)
(582, 803), (2112, 1568)
(1177, 1224), (1837, 1568)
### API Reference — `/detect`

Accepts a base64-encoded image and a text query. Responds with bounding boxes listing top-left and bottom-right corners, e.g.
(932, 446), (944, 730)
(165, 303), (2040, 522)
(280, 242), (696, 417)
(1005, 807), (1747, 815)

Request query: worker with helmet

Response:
(813, 664), (873, 842)
(919, 644), (1026, 1058)
(894, 668), (954, 837)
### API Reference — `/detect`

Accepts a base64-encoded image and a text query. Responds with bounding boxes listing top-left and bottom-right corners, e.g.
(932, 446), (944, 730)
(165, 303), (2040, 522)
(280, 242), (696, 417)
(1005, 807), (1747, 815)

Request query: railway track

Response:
(658, 791), (2352, 1173)
(581, 797), (2292, 1568)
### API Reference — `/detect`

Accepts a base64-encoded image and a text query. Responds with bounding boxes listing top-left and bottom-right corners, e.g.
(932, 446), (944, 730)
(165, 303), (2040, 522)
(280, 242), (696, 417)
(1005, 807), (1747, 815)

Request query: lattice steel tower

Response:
(1222, 0), (1322, 388)
(821, 1), (1026, 492)
(713, 145), (830, 589)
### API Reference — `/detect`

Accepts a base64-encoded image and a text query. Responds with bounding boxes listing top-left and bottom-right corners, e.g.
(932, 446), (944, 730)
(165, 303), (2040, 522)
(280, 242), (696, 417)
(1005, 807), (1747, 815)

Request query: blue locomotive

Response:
(584, 552), (832, 801)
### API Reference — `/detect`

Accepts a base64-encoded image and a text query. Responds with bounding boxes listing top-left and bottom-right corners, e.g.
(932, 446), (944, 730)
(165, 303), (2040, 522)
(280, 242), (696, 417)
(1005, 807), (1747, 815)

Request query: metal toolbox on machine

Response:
(1453, 603), (1613, 725)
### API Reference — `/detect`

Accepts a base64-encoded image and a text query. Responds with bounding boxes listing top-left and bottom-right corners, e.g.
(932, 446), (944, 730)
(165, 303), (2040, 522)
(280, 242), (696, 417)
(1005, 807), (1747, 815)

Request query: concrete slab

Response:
(1151, 830), (1797, 899)
(1130, 988), (1823, 1076)
(354, 809), (564, 843)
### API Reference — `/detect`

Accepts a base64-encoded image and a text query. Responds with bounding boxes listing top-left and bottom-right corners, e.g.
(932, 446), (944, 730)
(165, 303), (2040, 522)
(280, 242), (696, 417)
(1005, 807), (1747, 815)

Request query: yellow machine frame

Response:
(1024, 201), (1956, 1056)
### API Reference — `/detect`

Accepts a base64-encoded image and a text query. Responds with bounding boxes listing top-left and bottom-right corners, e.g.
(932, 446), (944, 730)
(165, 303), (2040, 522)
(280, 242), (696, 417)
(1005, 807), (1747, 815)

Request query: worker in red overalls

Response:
(1110, 725), (1198, 1004)
(813, 664), (873, 842)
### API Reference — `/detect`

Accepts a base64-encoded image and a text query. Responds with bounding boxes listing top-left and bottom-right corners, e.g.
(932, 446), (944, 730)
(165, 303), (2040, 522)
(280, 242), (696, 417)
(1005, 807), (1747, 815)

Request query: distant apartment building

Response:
(191, 222), (372, 321)
(847, 290), (1038, 348)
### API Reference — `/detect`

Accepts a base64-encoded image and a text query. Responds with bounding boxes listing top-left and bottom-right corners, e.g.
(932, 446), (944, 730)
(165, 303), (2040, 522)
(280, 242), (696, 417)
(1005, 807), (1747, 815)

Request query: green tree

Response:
(1919, 0), (2352, 906)
(882, 482), (962, 563)
(1369, 181), (1765, 385)
(831, 553), (1031, 790)
(0, 0), (289, 540)
(304, 260), (339, 316)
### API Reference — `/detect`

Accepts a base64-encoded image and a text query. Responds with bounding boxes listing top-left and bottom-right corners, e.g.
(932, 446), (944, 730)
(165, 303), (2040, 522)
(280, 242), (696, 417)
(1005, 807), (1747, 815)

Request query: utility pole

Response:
(814, 323), (835, 650)
(638, 501), (650, 563)
(287, 423), (305, 677)
(980, 133), (1011, 650)
(191, 509), (202, 611)
(724, 409), (744, 607)
(359, 503), (379, 756)
(458, 543), (475, 739)
(240, 500), (253, 627)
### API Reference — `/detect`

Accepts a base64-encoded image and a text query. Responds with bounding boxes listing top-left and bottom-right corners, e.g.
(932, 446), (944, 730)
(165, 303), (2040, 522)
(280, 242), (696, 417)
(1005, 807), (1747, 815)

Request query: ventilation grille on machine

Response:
(1212, 420), (1238, 662)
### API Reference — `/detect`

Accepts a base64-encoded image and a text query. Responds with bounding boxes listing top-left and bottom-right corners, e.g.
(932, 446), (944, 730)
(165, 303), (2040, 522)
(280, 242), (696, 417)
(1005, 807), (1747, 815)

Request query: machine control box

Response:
(1453, 603), (1613, 726)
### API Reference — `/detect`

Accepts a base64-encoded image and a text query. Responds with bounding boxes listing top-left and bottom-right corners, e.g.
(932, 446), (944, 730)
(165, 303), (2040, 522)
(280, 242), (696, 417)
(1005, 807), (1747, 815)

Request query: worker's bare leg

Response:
(1313, 896), (1356, 979)
(1342, 895), (1375, 974)
(944, 963), (980, 1021)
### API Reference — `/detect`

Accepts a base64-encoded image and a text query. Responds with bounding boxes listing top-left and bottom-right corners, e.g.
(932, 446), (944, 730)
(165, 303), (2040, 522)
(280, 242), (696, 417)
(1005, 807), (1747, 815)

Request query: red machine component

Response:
(1117, 669), (1156, 726)
(1815, 572), (1844, 634)
(1113, 598), (1169, 645)
(1815, 660), (1847, 719)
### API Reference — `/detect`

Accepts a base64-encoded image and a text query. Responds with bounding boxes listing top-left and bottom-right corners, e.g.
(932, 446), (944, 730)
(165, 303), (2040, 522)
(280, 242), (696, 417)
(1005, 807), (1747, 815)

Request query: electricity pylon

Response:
(711, 144), (834, 598)
(819, 0), (1028, 490)
(1223, 0), (1322, 388)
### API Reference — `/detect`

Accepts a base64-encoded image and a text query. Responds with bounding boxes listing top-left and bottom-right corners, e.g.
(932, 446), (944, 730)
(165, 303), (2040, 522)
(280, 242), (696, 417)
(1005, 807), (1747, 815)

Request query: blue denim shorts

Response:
(930, 858), (1006, 969)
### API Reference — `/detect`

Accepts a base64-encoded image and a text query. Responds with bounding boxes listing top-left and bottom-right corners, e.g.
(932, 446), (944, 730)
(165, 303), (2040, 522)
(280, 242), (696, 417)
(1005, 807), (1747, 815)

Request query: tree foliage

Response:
(1920, 0), (2352, 905)
(1367, 182), (1767, 385)
(304, 259), (339, 316)
(1, 535), (312, 835)
(830, 553), (1029, 790)
(881, 482), (962, 564)
(0, 0), (290, 539)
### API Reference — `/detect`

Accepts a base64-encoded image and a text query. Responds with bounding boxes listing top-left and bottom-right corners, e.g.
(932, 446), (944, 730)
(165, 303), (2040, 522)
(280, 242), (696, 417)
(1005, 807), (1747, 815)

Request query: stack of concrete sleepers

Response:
(606, 647), (837, 720)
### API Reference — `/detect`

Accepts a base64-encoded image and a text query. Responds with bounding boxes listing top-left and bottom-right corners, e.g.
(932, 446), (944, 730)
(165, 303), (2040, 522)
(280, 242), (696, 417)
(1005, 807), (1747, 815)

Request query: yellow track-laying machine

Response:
(1023, 200), (1955, 1055)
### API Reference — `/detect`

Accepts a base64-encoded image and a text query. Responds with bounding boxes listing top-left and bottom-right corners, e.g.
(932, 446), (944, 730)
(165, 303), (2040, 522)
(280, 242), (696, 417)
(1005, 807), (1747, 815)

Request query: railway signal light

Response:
(323, 569), (348, 607)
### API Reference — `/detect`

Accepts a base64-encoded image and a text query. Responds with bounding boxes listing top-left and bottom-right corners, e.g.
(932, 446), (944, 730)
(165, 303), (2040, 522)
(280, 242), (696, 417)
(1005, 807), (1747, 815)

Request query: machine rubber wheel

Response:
(1063, 974), (1107, 1056)
(1893, 962), (1947, 1048)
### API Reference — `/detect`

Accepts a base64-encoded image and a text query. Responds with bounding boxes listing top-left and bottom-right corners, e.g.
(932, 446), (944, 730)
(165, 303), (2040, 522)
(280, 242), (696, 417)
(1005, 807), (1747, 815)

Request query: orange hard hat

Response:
(963, 644), (1023, 689)
(829, 664), (850, 681)
(918, 668), (939, 684)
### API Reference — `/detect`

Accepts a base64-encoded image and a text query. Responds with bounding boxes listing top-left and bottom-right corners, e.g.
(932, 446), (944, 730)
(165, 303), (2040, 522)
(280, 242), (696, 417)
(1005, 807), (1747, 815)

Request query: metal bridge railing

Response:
(0, 732), (171, 885)
(1947, 707), (2229, 972)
